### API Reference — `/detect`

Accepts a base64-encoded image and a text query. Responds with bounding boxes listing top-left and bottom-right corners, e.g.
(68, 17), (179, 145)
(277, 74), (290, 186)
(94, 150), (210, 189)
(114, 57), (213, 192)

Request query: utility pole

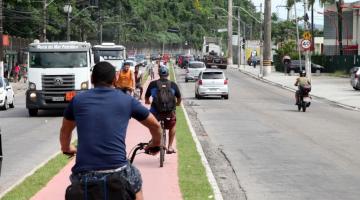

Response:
(337, 0), (343, 55)
(0, 0), (3, 77)
(42, 0), (47, 42)
(227, 0), (233, 65)
(237, 7), (241, 69)
(263, 0), (272, 76)
(98, 6), (103, 44)
(294, 2), (302, 71)
(66, 5), (71, 41)
(259, 3), (263, 77)
(304, 0), (311, 79)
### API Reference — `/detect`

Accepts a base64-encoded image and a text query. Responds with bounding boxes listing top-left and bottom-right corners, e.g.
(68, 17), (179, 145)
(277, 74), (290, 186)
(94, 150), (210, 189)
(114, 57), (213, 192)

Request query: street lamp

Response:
(63, 3), (72, 41)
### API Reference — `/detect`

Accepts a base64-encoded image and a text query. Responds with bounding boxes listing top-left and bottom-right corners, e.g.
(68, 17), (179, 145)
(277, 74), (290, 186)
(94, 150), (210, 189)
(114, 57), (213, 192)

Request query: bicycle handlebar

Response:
(129, 142), (162, 164)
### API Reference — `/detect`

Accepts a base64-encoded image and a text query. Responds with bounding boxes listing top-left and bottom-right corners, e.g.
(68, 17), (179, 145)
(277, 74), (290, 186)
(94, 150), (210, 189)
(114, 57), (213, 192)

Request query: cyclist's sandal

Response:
(166, 148), (176, 154)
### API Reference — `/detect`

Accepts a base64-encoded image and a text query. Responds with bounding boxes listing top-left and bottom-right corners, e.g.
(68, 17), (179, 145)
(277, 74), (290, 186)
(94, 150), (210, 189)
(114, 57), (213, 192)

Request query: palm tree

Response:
(286, 0), (300, 21)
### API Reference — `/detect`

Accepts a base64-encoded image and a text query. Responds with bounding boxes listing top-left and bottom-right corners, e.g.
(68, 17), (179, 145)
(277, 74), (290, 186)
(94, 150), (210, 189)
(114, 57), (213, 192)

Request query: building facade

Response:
(324, 2), (360, 55)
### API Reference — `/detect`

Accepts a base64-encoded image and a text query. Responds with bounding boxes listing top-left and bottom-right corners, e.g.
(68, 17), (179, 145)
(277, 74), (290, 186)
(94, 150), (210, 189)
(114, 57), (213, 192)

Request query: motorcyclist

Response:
(294, 70), (311, 105)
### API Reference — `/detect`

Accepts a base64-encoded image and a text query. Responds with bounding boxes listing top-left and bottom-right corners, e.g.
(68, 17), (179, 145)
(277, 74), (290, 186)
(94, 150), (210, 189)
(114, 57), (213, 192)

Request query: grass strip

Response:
(1, 154), (70, 200)
(169, 64), (215, 199)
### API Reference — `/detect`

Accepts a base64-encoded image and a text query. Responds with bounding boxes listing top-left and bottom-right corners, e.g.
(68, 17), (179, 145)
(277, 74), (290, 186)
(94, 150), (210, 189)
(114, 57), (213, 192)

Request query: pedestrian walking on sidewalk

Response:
(60, 61), (162, 200)
(145, 66), (182, 154)
(13, 63), (20, 83)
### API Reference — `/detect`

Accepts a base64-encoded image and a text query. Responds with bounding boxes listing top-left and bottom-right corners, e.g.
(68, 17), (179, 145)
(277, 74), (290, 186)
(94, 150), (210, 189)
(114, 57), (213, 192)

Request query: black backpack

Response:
(154, 80), (176, 113)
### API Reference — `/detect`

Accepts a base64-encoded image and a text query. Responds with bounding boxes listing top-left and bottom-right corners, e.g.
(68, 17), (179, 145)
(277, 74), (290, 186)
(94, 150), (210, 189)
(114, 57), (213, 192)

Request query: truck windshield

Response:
(30, 52), (88, 68)
(96, 50), (124, 60)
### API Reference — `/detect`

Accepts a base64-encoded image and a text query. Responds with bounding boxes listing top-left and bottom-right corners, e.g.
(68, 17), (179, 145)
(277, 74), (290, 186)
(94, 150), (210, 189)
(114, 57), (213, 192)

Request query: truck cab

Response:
(93, 43), (126, 72)
(26, 41), (93, 116)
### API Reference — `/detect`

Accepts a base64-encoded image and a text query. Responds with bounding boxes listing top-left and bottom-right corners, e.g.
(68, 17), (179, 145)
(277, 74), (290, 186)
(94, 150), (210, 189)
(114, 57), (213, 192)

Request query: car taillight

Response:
(224, 79), (228, 85)
(198, 80), (202, 85)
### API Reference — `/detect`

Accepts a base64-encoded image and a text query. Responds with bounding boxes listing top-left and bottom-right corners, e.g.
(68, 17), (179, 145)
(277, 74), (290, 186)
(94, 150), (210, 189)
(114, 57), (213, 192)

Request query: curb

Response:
(238, 68), (360, 112)
(0, 151), (60, 198)
(172, 64), (224, 200)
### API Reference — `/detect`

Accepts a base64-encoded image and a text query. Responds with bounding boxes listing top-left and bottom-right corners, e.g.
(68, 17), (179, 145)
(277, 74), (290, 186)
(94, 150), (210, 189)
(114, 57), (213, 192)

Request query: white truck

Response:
(202, 37), (227, 69)
(26, 41), (93, 116)
(93, 43), (126, 71)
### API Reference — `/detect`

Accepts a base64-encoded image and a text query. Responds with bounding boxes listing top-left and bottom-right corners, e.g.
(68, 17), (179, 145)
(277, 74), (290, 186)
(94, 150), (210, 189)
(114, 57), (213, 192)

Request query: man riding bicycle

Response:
(134, 64), (143, 99)
(60, 62), (162, 200)
(115, 62), (135, 94)
(145, 66), (181, 154)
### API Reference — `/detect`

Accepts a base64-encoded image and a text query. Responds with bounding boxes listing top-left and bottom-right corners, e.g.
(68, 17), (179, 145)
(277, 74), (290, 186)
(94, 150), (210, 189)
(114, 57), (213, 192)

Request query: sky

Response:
(250, 0), (360, 25)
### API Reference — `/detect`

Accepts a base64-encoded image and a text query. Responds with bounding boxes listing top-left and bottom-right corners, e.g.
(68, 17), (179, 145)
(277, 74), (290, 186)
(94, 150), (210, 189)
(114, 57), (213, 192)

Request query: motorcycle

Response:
(297, 85), (311, 112)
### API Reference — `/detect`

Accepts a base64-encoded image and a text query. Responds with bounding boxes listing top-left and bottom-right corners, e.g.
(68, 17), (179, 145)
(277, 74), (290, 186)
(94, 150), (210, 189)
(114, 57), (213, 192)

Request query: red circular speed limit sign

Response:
(300, 39), (311, 51)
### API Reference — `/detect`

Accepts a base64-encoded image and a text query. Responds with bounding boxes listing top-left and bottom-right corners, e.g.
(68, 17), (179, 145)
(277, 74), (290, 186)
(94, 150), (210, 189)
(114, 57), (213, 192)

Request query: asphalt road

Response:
(0, 91), (66, 196)
(176, 67), (360, 200)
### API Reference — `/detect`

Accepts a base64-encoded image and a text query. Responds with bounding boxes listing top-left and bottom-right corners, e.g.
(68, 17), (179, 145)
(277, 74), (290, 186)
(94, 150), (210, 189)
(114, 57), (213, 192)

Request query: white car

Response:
(350, 67), (360, 90)
(195, 69), (229, 99)
(185, 61), (206, 82)
(0, 77), (15, 110)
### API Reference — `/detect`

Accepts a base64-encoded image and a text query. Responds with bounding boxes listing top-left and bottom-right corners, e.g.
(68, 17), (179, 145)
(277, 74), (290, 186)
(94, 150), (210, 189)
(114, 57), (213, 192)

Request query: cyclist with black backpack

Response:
(145, 66), (181, 154)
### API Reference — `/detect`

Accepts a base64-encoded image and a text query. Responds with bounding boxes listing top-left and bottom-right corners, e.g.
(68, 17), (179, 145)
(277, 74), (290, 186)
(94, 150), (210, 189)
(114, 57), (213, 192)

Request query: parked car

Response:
(0, 77), (15, 110)
(286, 60), (324, 75)
(195, 69), (229, 99)
(185, 61), (206, 82)
(150, 54), (160, 61)
(135, 54), (147, 66)
(350, 67), (360, 90)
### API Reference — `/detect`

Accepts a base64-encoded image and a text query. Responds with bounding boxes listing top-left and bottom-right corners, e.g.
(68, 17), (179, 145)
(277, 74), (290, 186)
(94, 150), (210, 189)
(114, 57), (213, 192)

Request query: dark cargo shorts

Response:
(156, 112), (176, 130)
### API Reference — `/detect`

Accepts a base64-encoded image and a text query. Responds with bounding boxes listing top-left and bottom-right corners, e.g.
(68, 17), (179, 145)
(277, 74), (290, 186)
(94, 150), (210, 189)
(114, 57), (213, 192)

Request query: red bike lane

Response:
(31, 68), (182, 200)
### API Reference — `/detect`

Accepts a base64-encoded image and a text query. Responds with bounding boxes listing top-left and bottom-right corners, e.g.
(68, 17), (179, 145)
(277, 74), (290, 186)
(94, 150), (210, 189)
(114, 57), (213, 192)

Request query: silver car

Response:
(195, 69), (229, 99)
(185, 61), (206, 82)
(350, 67), (360, 90)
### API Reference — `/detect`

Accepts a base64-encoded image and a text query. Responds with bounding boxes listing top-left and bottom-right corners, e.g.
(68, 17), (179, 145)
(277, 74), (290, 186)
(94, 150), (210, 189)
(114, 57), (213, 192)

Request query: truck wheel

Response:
(219, 66), (227, 70)
(28, 109), (38, 117)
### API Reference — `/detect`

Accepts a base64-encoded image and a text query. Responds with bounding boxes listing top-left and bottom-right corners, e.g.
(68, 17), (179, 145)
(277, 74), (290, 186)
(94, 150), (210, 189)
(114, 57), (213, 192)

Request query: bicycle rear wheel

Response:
(160, 123), (166, 167)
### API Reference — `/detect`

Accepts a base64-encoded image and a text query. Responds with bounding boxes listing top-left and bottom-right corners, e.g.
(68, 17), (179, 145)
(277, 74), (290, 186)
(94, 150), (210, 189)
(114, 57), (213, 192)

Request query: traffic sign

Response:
(303, 31), (312, 40)
(300, 39), (311, 51)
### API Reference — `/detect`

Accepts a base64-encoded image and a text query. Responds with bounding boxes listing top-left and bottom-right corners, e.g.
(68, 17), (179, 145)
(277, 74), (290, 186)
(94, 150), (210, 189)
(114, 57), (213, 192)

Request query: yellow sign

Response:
(303, 31), (312, 40)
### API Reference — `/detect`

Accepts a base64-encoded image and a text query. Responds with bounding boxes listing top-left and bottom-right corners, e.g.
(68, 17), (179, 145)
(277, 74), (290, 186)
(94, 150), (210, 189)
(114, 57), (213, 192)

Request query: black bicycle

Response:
(159, 119), (167, 167)
(128, 143), (162, 166)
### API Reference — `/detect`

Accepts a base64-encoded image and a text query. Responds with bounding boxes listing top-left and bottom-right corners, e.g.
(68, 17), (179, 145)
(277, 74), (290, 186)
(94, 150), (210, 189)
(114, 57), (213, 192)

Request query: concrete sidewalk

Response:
(30, 74), (182, 200)
(234, 65), (360, 110)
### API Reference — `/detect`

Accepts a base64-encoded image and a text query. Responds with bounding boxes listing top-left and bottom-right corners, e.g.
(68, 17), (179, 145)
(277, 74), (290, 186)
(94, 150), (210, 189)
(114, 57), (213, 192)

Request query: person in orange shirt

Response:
(115, 62), (135, 95)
